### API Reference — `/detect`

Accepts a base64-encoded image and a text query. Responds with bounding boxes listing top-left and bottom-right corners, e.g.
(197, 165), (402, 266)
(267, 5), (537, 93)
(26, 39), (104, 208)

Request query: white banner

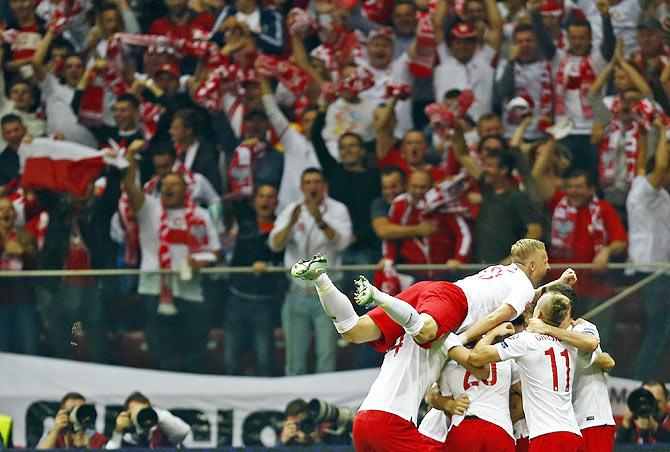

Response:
(0, 353), (377, 447)
(0, 353), (642, 447)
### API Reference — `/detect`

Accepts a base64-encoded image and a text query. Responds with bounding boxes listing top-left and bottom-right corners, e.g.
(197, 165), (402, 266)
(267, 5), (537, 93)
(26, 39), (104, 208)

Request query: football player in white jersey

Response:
(469, 292), (585, 451)
(526, 284), (616, 451)
(419, 313), (528, 451)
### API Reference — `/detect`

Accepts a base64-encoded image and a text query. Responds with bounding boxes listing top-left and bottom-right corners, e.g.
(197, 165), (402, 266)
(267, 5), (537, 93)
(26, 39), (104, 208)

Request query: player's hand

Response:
(289, 203), (302, 226)
(490, 322), (515, 339)
(571, 317), (586, 327)
(53, 409), (70, 433)
(526, 317), (550, 335)
(449, 395), (470, 416)
(115, 411), (132, 433)
(558, 268), (577, 286)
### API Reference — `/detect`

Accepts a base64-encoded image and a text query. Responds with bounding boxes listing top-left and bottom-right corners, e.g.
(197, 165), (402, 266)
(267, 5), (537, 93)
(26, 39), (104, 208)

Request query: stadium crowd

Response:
(0, 0), (667, 385)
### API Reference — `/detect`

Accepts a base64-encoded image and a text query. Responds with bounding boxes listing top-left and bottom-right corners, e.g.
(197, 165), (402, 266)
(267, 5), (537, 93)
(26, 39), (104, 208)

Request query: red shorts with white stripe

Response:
(445, 417), (515, 451)
(352, 410), (427, 451)
(368, 281), (468, 352)
(515, 436), (529, 452)
(581, 425), (615, 452)
(529, 432), (584, 452)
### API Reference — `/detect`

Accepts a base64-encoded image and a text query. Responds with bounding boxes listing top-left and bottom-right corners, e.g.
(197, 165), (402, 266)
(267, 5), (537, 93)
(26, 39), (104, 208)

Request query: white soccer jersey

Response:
(440, 359), (519, 438)
(418, 409), (450, 443)
(358, 333), (459, 425)
(455, 264), (535, 333)
(570, 321), (615, 429)
(496, 331), (581, 439)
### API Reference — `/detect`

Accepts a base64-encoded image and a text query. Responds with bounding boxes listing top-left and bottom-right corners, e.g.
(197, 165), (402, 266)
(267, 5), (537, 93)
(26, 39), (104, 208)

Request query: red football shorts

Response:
(445, 417), (515, 451)
(529, 431), (584, 452)
(581, 425), (615, 452)
(353, 410), (428, 451)
(421, 434), (447, 452)
(516, 436), (529, 452)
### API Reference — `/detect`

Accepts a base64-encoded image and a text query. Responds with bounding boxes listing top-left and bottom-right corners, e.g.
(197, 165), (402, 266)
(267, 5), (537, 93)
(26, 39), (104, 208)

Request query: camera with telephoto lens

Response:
(67, 404), (97, 432)
(297, 399), (355, 436)
(628, 388), (659, 418)
(131, 407), (158, 433)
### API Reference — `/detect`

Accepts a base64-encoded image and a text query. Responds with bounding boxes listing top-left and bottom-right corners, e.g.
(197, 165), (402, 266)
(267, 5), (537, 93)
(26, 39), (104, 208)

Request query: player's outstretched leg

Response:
(353, 275), (425, 337)
(291, 254), (359, 334)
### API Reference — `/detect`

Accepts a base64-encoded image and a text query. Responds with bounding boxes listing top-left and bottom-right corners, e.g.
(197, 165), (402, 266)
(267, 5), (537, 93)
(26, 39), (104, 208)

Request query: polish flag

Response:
(19, 138), (126, 197)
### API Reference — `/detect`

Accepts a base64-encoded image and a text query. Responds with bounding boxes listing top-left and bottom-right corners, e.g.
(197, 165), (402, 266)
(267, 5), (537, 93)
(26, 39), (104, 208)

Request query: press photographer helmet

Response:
(298, 399), (355, 436)
(628, 388), (659, 418)
(68, 404), (97, 432)
(131, 407), (158, 433)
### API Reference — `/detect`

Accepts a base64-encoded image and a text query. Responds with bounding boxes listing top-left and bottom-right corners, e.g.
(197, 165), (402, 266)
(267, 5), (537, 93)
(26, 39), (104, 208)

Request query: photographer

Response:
(37, 392), (108, 449)
(616, 380), (670, 443)
(279, 399), (324, 446)
(105, 392), (190, 448)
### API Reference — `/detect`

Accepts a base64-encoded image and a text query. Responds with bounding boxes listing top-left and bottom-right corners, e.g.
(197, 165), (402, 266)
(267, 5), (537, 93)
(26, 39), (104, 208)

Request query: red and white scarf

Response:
(598, 119), (638, 189)
(157, 190), (197, 315)
(554, 54), (596, 119)
(119, 162), (195, 267)
(550, 195), (606, 258)
(227, 141), (268, 198)
(514, 60), (554, 126)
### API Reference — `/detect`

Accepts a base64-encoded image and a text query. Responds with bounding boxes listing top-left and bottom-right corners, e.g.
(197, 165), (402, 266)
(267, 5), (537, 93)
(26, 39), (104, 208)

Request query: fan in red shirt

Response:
(547, 168), (627, 352)
(148, 0), (215, 41)
(383, 169), (471, 280)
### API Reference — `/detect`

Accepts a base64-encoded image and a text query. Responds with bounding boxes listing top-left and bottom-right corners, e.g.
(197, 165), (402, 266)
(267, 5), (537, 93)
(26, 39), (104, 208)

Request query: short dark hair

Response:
(301, 167), (323, 182)
(152, 145), (176, 160)
(566, 16), (592, 35)
(478, 112), (502, 125)
(513, 24), (534, 36)
(1, 114), (23, 127)
(285, 399), (307, 417)
(393, 0), (416, 11)
(49, 36), (76, 59)
(643, 380), (669, 399)
(566, 168), (595, 187)
(243, 109), (268, 123)
(173, 108), (200, 132)
(443, 89), (462, 100)
(59, 392), (86, 409)
(478, 134), (508, 154)
(254, 183), (279, 196)
(338, 131), (364, 147)
(116, 93), (140, 109)
(123, 391), (151, 411)
(381, 166), (407, 183)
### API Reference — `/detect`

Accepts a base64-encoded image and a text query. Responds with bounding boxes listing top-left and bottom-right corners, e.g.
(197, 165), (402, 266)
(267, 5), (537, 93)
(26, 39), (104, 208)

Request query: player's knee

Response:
(413, 314), (438, 344)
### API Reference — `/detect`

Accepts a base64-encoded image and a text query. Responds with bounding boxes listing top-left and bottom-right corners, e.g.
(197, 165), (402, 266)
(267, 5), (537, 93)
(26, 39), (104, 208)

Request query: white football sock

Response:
(314, 274), (359, 334)
(374, 288), (425, 337)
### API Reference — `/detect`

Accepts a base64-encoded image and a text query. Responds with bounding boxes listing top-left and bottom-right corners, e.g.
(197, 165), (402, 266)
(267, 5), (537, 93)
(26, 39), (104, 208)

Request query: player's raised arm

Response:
(468, 323), (516, 367)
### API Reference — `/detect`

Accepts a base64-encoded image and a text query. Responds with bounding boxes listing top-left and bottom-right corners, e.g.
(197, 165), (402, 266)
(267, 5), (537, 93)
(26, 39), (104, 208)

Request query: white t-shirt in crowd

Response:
(322, 97), (377, 157)
(434, 44), (496, 121)
(496, 331), (581, 439)
(454, 263), (536, 333)
(136, 196), (221, 302)
(40, 73), (98, 147)
(626, 175), (670, 270)
(440, 359), (519, 439)
(570, 320), (615, 430)
(359, 333), (460, 425)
